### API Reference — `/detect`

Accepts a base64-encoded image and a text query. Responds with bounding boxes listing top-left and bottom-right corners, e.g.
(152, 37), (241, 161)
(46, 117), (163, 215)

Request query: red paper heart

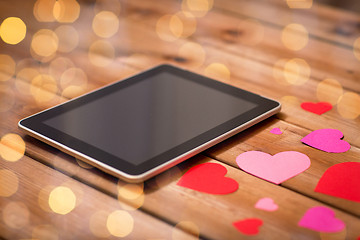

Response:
(301, 102), (332, 115)
(233, 218), (263, 235)
(177, 162), (238, 194)
(315, 162), (360, 202)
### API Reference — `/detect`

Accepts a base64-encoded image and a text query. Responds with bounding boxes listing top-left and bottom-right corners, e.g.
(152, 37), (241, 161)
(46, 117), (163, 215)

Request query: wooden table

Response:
(1, 0), (359, 239)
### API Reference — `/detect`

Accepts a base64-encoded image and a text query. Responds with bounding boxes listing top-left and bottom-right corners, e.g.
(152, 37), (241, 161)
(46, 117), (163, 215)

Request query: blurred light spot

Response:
(182, 0), (214, 17)
(15, 68), (40, 95)
(174, 11), (197, 38)
(0, 134), (26, 162)
(273, 58), (290, 85)
(30, 74), (58, 103)
(117, 181), (145, 210)
(286, 0), (313, 8)
(178, 42), (205, 68)
(0, 17), (27, 45)
(0, 169), (19, 197)
(49, 57), (75, 80)
(62, 86), (85, 99)
(38, 185), (56, 212)
(337, 92), (360, 119)
(172, 221), (200, 240)
(31, 29), (59, 60)
(49, 186), (76, 215)
(60, 67), (87, 90)
(281, 95), (300, 113)
(281, 23), (308, 51)
(32, 225), (59, 240)
(0, 54), (15, 82)
(33, 0), (57, 22)
(92, 11), (119, 38)
(316, 78), (343, 105)
(0, 88), (15, 113)
(2, 201), (30, 229)
(76, 159), (94, 169)
(237, 19), (264, 46)
(55, 25), (79, 52)
(88, 40), (115, 67)
(89, 211), (111, 238)
(53, 0), (80, 23)
(204, 63), (230, 81)
(283, 58), (310, 85)
(354, 37), (360, 61)
(94, 0), (121, 15)
(107, 210), (134, 237)
(156, 15), (183, 42)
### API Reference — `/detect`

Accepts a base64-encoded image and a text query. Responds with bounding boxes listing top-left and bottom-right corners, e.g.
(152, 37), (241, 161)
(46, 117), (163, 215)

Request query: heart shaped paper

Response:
(255, 198), (278, 211)
(301, 129), (350, 153)
(301, 102), (332, 115)
(270, 127), (282, 135)
(236, 151), (311, 184)
(315, 162), (360, 202)
(233, 218), (263, 235)
(298, 206), (345, 232)
(177, 162), (238, 194)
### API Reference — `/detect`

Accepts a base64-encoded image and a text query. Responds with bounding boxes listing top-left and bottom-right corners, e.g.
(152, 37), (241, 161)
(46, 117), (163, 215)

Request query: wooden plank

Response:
(0, 156), (196, 239)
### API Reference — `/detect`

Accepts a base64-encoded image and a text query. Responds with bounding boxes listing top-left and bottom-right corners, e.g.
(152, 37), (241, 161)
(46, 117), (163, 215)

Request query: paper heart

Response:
(301, 102), (332, 115)
(270, 127), (282, 135)
(233, 218), (263, 235)
(301, 129), (351, 153)
(255, 198), (278, 211)
(236, 151), (311, 184)
(315, 162), (360, 202)
(177, 162), (238, 194)
(298, 206), (345, 232)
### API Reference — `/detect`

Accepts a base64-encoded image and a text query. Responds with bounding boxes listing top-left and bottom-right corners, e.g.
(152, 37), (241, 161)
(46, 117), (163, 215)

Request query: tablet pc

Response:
(19, 64), (281, 182)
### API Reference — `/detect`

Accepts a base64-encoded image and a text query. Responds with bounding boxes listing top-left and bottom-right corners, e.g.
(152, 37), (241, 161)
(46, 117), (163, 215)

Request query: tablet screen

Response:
(43, 71), (256, 166)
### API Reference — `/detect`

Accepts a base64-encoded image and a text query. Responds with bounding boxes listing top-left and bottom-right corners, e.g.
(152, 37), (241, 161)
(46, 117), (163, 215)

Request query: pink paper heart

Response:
(236, 151), (311, 184)
(298, 206), (345, 232)
(255, 198), (278, 211)
(270, 127), (282, 135)
(301, 129), (350, 153)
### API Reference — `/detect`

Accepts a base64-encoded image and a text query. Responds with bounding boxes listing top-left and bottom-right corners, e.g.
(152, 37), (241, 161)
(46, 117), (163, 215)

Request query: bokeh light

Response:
(237, 19), (264, 46)
(174, 11), (197, 38)
(337, 92), (360, 119)
(94, 0), (121, 15)
(33, 0), (56, 22)
(2, 201), (30, 229)
(172, 221), (200, 240)
(31, 29), (59, 60)
(0, 17), (27, 45)
(316, 78), (343, 105)
(60, 67), (88, 90)
(55, 25), (79, 52)
(0, 169), (19, 197)
(204, 63), (231, 81)
(280, 95), (300, 113)
(15, 67), (40, 96)
(49, 57), (75, 81)
(92, 11), (119, 38)
(32, 225), (59, 240)
(30, 74), (58, 104)
(0, 133), (26, 162)
(62, 86), (86, 99)
(89, 211), (111, 238)
(0, 54), (16, 82)
(53, 0), (80, 23)
(354, 37), (360, 61)
(286, 0), (313, 8)
(181, 0), (214, 17)
(156, 14), (183, 42)
(117, 181), (145, 210)
(88, 40), (115, 67)
(48, 186), (77, 215)
(178, 42), (206, 68)
(0, 87), (15, 113)
(273, 58), (290, 85)
(106, 210), (134, 237)
(283, 58), (311, 85)
(281, 23), (309, 51)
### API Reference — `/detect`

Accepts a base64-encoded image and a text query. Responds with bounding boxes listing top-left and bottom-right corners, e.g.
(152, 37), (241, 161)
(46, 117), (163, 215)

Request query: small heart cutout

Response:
(298, 206), (345, 232)
(233, 218), (263, 235)
(315, 162), (360, 202)
(255, 198), (278, 211)
(177, 162), (238, 194)
(301, 102), (332, 115)
(301, 129), (351, 153)
(270, 127), (282, 135)
(236, 151), (311, 184)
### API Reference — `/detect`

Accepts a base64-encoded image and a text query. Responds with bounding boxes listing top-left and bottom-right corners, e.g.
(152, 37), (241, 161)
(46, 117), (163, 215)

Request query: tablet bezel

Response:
(19, 64), (281, 182)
